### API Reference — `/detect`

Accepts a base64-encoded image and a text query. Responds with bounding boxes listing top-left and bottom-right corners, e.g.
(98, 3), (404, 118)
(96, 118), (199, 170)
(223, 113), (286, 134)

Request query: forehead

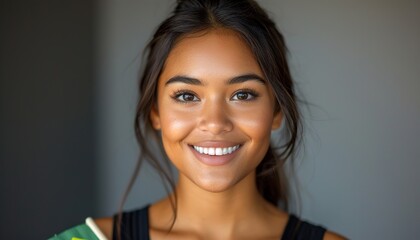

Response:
(160, 28), (263, 81)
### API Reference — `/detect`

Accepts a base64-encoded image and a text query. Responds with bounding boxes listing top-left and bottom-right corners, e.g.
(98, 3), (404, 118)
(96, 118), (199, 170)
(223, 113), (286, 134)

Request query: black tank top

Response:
(112, 205), (326, 240)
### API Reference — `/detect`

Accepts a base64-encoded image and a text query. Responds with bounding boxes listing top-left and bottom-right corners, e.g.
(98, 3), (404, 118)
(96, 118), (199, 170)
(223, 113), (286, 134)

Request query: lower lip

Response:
(189, 145), (241, 166)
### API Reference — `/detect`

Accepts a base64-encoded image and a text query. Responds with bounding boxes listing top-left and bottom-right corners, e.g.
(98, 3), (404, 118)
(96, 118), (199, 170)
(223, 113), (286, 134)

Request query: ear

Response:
(271, 111), (283, 130)
(150, 104), (161, 130)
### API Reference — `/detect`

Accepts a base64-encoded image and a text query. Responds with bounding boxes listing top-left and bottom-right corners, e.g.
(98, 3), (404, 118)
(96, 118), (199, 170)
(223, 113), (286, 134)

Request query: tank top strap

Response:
(112, 207), (325, 240)
(112, 205), (150, 240)
(281, 214), (326, 240)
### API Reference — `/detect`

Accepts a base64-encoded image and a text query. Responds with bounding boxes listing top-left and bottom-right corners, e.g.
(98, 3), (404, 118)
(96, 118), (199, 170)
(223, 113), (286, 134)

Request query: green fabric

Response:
(48, 223), (99, 240)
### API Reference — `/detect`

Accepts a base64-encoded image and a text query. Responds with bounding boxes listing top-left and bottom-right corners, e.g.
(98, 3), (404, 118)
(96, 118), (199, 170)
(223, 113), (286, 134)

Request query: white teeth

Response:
(222, 148), (228, 155)
(193, 145), (240, 156)
(228, 147), (233, 154)
(208, 148), (215, 155)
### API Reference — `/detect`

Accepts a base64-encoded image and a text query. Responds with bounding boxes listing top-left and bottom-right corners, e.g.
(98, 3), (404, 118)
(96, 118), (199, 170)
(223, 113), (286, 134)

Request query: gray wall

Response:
(95, 0), (420, 239)
(275, 1), (420, 239)
(274, 0), (420, 239)
(94, 0), (176, 215)
(0, 1), (96, 239)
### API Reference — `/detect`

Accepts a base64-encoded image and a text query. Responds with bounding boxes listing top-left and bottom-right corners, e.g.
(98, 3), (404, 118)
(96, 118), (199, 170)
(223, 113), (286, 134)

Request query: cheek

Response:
(234, 104), (275, 138)
(159, 107), (196, 148)
(234, 105), (274, 163)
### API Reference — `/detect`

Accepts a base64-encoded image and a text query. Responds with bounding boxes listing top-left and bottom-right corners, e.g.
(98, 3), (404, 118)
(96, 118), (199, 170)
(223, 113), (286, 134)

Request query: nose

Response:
(197, 99), (233, 135)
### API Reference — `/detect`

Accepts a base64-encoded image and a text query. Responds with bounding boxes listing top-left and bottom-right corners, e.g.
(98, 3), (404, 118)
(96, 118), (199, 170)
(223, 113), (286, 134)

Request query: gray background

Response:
(0, 0), (96, 239)
(1, 0), (419, 239)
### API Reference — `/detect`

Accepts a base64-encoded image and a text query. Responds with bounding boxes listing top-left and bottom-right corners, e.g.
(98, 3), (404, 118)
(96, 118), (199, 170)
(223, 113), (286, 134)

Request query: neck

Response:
(149, 171), (287, 239)
(170, 172), (270, 235)
(181, 173), (260, 213)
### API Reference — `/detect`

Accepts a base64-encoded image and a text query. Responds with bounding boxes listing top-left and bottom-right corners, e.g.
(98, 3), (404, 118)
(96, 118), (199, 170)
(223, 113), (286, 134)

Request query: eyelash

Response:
(170, 88), (260, 103)
(231, 88), (259, 101)
(171, 90), (199, 103)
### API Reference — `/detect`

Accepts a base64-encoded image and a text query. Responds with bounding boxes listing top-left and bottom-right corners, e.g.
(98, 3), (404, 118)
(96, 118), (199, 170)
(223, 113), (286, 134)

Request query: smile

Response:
(192, 145), (240, 156)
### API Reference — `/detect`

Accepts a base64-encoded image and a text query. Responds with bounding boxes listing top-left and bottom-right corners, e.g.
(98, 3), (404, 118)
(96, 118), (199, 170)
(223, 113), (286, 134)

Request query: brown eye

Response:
(236, 92), (249, 100)
(181, 93), (196, 101)
(231, 90), (258, 101)
(174, 92), (199, 102)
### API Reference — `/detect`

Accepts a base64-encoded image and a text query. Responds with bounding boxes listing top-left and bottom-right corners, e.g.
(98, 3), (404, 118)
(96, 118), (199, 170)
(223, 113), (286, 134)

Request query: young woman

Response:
(54, 0), (346, 239)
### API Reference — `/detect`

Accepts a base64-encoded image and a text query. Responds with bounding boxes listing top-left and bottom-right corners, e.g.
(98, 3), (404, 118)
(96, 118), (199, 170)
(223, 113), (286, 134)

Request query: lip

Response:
(189, 141), (240, 148)
(188, 142), (242, 166)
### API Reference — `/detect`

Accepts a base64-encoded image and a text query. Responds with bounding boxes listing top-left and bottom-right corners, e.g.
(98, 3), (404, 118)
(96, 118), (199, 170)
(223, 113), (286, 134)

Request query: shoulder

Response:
(49, 217), (112, 240)
(286, 214), (347, 240)
(95, 206), (150, 239)
(323, 230), (348, 240)
(94, 217), (113, 239)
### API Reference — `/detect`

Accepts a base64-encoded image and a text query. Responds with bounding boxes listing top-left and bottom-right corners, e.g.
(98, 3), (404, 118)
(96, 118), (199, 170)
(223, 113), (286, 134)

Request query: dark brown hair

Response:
(119, 0), (302, 236)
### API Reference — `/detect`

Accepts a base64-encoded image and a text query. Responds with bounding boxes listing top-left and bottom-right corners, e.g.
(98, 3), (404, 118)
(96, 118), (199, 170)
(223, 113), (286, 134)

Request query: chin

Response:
(191, 175), (242, 193)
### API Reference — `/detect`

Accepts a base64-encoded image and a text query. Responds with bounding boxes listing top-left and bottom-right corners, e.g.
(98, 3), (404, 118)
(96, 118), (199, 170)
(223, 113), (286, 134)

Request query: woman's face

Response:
(150, 29), (282, 192)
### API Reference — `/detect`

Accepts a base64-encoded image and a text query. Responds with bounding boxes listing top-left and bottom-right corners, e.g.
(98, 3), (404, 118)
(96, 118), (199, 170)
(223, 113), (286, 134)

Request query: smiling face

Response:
(150, 29), (282, 193)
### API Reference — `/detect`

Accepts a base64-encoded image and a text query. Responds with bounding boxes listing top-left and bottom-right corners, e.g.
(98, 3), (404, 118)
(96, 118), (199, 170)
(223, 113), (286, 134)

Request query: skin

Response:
(151, 29), (282, 195)
(95, 29), (346, 240)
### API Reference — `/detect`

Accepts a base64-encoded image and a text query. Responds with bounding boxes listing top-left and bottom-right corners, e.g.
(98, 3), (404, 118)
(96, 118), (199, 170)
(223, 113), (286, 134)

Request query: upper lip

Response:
(188, 141), (242, 148)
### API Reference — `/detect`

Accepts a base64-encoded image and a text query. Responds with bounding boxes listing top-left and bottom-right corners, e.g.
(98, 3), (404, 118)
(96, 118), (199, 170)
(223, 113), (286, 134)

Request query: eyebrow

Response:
(165, 73), (266, 86)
